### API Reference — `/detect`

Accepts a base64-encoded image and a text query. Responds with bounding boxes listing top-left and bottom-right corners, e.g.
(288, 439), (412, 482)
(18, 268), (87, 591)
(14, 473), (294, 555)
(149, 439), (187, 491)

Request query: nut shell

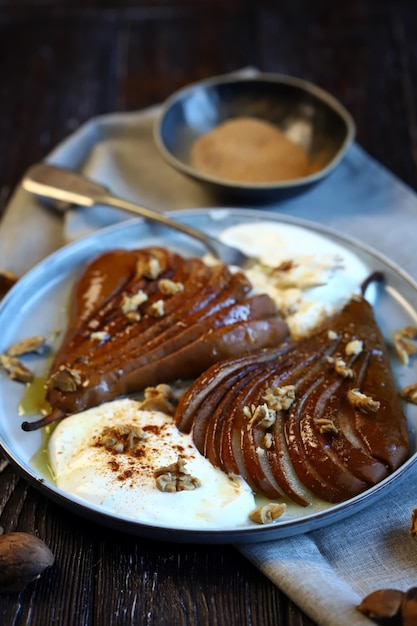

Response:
(357, 588), (404, 622)
(401, 587), (417, 626)
(0, 532), (54, 593)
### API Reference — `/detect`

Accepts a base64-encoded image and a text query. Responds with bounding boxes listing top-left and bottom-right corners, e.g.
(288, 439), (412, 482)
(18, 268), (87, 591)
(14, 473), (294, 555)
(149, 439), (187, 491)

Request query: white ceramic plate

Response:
(0, 209), (416, 544)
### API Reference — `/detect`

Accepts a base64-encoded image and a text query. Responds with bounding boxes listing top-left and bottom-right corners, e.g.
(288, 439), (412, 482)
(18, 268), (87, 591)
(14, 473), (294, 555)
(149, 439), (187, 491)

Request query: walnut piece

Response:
(154, 457), (201, 492)
(334, 358), (354, 378)
(121, 290), (148, 320)
(90, 331), (110, 342)
(399, 326), (417, 339)
(347, 388), (380, 413)
(99, 423), (148, 453)
(313, 417), (339, 436)
(0, 354), (33, 383)
(329, 357), (354, 378)
(393, 326), (417, 365)
(263, 384), (295, 411)
(138, 384), (178, 415)
(244, 403), (276, 430)
(270, 260), (296, 273)
(260, 254), (344, 289)
(147, 300), (165, 318)
(249, 502), (287, 524)
(158, 279), (184, 296)
(6, 335), (46, 357)
(136, 256), (162, 280)
(50, 367), (82, 392)
(400, 382), (417, 405)
(345, 339), (363, 356)
(262, 432), (273, 449)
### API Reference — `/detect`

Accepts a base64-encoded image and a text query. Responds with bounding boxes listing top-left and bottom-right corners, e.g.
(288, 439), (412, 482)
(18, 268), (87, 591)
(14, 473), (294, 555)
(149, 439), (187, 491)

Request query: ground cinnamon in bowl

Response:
(190, 116), (311, 183)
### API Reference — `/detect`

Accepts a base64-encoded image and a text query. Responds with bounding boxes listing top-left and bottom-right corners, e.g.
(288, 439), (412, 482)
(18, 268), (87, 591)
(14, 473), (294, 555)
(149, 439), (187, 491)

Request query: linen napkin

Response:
(1, 95), (417, 626)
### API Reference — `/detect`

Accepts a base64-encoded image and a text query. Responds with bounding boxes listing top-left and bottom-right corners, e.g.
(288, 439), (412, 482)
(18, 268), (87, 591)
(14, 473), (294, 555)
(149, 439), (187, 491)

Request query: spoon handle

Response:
(22, 163), (228, 259)
(98, 193), (212, 249)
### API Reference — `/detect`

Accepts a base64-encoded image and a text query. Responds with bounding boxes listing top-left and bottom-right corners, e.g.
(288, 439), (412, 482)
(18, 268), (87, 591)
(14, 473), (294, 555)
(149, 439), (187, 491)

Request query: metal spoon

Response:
(22, 163), (257, 269)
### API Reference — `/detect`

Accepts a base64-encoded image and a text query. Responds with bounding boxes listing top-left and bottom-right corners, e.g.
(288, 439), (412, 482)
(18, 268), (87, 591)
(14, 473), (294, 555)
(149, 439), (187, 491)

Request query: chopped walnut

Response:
(272, 260), (296, 273)
(345, 339), (363, 356)
(121, 290), (148, 319)
(138, 384), (178, 414)
(393, 326), (417, 365)
(314, 417), (338, 436)
(244, 403), (276, 430)
(99, 423), (148, 453)
(6, 335), (46, 357)
(0, 354), (33, 383)
(154, 457), (201, 492)
(242, 405), (252, 419)
(400, 382), (417, 405)
(90, 331), (110, 342)
(263, 385), (295, 411)
(249, 502), (287, 524)
(347, 388), (380, 413)
(147, 300), (165, 318)
(400, 326), (417, 339)
(127, 311), (141, 322)
(410, 507), (417, 536)
(136, 255), (162, 280)
(158, 279), (184, 296)
(50, 367), (83, 392)
(334, 358), (354, 379)
(260, 254), (344, 289)
(262, 432), (274, 449)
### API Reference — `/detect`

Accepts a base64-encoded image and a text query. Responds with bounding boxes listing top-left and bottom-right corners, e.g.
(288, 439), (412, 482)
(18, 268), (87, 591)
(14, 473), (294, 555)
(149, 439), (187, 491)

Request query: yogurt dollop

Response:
(219, 221), (373, 338)
(49, 398), (256, 529)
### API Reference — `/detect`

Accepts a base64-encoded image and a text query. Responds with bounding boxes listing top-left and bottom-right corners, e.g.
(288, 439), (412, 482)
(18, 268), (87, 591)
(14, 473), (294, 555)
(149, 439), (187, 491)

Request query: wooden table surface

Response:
(1, 1), (417, 625)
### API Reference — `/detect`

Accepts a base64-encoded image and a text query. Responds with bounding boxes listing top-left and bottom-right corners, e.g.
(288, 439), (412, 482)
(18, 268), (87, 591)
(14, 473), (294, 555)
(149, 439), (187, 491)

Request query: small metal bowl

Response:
(154, 73), (355, 200)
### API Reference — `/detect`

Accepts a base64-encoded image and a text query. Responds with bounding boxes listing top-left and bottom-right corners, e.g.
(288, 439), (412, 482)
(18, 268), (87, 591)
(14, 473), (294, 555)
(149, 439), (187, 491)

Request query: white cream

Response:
(49, 398), (256, 529)
(219, 221), (374, 338)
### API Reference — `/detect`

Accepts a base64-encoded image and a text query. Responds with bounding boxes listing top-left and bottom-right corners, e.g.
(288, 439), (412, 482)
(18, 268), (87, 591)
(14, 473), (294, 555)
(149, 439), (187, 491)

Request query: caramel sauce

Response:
(29, 425), (57, 483)
(18, 375), (51, 418)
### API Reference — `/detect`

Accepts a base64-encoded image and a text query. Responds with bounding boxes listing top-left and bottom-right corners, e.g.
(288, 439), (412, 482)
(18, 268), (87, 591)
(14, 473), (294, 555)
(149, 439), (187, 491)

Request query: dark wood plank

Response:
(0, 464), (313, 626)
(1, 0), (417, 208)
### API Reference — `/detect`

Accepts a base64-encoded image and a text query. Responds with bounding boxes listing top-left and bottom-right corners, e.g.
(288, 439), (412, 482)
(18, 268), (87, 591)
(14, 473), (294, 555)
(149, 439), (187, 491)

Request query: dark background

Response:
(1, 0), (417, 214)
(1, 2), (417, 625)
